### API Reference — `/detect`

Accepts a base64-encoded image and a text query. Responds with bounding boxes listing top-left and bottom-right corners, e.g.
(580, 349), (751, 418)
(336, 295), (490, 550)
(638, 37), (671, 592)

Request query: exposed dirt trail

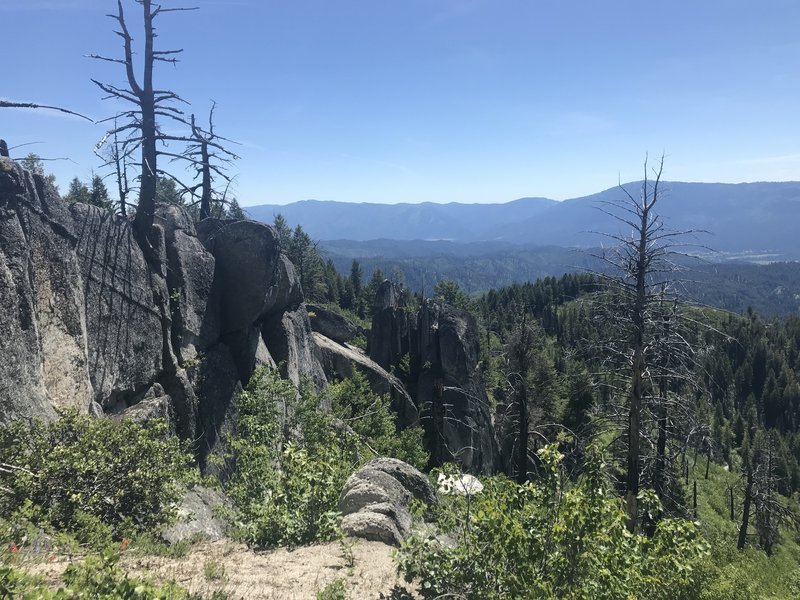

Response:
(27, 539), (420, 600)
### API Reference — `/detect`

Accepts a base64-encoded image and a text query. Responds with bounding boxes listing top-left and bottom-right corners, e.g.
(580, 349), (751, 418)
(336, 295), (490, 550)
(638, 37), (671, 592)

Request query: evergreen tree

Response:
(274, 213), (292, 250)
(226, 197), (246, 219)
(156, 177), (183, 206)
(64, 177), (91, 205)
(89, 174), (113, 210)
(21, 153), (58, 189)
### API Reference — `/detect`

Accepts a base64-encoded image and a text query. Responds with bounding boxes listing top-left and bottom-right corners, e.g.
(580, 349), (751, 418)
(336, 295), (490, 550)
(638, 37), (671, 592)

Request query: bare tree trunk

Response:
(654, 376), (668, 501)
(738, 464), (754, 550)
(133, 0), (158, 241)
(199, 139), (212, 220)
(625, 188), (649, 532)
(517, 383), (529, 484)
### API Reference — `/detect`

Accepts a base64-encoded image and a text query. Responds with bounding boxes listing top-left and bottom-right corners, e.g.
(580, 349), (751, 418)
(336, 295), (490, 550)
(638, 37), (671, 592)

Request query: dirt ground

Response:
(26, 538), (421, 600)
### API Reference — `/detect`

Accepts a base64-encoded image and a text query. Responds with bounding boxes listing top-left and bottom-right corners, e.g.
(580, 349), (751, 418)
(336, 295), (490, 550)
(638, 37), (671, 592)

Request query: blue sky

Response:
(2, 0), (799, 205)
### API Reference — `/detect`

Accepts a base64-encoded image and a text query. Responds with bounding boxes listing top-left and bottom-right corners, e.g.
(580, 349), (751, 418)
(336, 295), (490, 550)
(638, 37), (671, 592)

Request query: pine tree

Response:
(64, 177), (91, 205)
(89, 175), (113, 210)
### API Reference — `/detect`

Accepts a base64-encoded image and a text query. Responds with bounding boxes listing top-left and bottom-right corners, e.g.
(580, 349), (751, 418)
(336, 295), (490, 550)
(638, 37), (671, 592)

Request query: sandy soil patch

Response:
(26, 538), (420, 600)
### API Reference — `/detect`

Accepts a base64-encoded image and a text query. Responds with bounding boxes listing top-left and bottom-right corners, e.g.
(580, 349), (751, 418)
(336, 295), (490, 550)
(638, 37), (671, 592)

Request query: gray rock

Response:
(366, 457), (437, 506)
(307, 304), (359, 345)
(314, 332), (418, 426)
(338, 458), (435, 546)
(116, 395), (172, 430)
(368, 281), (498, 474)
(267, 254), (303, 315)
(187, 345), (242, 479)
(196, 219), (281, 333)
(413, 302), (498, 474)
(369, 280), (410, 372)
(0, 159), (93, 421)
(161, 486), (231, 545)
(223, 327), (274, 384)
(157, 205), (220, 362)
(339, 468), (411, 516)
(340, 511), (404, 547)
(71, 202), (167, 408)
(262, 305), (327, 391)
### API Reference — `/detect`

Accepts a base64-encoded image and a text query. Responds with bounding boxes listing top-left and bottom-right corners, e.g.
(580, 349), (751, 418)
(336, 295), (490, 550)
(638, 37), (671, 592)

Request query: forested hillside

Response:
(320, 239), (800, 317)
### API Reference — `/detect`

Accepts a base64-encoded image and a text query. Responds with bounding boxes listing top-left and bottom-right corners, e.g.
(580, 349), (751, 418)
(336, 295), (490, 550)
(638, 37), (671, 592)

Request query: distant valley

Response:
(246, 180), (800, 316)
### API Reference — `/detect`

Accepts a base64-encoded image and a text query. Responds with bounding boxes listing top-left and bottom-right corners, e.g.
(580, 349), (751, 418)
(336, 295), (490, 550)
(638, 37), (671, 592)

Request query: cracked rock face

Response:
(0, 159), (92, 420)
(368, 281), (499, 474)
(0, 156), (329, 470)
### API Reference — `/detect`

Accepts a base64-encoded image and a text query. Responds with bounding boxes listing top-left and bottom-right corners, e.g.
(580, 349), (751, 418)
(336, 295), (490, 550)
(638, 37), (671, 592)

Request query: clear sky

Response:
(2, 0), (799, 205)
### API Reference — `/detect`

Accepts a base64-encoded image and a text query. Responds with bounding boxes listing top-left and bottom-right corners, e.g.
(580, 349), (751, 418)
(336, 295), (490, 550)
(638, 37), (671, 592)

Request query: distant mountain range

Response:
(245, 181), (800, 316)
(247, 181), (800, 258)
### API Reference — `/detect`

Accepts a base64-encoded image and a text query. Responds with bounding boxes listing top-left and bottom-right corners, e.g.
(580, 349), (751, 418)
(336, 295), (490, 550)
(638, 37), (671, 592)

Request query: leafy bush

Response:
(329, 371), (428, 471)
(226, 369), (354, 548)
(396, 444), (709, 600)
(316, 578), (347, 600)
(0, 413), (192, 543)
(226, 368), (428, 548)
(0, 549), (190, 599)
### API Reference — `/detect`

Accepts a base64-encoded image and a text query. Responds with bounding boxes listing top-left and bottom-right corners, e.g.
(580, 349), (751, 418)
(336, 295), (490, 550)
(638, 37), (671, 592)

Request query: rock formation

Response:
(314, 331), (418, 426)
(306, 303), (362, 345)
(368, 281), (499, 474)
(0, 154), (326, 474)
(0, 153), (499, 477)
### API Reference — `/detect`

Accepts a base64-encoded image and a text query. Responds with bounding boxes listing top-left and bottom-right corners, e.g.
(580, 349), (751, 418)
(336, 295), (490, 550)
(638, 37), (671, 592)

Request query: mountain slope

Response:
(246, 197), (558, 241)
(248, 181), (800, 258)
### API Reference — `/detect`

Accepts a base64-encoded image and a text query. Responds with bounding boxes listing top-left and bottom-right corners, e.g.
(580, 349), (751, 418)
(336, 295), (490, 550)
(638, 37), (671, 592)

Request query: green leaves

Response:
(0, 413), (191, 544)
(397, 444), (709, 600)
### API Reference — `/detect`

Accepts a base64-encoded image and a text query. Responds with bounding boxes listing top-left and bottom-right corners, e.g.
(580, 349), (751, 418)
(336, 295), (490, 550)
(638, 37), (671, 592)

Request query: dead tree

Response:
(95, 118), (134, 216)
(592, 154), (703, 531)
(183, 102), (240, 220)
(89, 0), (196, 246)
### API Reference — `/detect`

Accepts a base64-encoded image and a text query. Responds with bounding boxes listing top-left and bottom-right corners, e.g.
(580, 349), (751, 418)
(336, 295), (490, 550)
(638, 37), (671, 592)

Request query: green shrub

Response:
(226, 368), (428, 548)
(226, 369), (354, 548)
(0, 549), (189, 599)
(316, 578), (348, 600)
(0, 413), (192, 543)
(329, 371), (428, 471)
(396, 444), (709, 600)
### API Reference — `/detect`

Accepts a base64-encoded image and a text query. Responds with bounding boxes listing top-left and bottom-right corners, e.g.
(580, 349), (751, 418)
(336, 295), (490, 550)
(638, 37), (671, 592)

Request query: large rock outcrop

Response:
(307, 303), (361, 345)
(262, 305), (327, 391)
(0, 157), (92, 421)
(369, 281), (499, 474)
(0, 152), (328, 474)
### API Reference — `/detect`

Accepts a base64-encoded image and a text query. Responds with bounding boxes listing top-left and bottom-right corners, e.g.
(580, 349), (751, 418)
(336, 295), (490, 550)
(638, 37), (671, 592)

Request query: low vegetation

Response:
(0, 414), (191, 548)
(224, 367), (427, 548)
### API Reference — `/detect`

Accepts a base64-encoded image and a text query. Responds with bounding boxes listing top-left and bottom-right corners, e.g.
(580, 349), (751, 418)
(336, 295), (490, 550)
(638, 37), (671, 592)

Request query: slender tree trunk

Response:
(654, 377), (668, 501)
(517, 383), (528, 484)
(738, 464), (754, 550)
(730, 486), (735, 521)
(626, 198), (648, 532)
(199, 139), (212, 220)
(133, 0), (157, 242)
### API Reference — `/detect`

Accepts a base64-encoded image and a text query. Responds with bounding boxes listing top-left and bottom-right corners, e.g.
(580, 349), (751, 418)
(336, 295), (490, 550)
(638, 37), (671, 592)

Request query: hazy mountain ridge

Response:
(248, 181), (800, 257)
